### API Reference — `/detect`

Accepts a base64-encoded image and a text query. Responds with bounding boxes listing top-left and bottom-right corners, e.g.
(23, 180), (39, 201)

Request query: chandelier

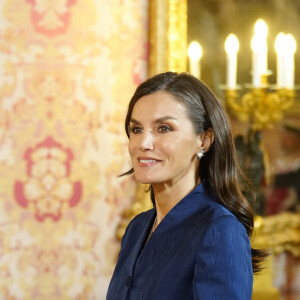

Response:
(188, 19), (296, 131)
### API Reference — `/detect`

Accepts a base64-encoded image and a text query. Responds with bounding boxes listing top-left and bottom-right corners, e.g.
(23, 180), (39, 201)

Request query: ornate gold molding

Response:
(252, 213), (300, 299)
(226, 88), (295, 131)
(254, 213), (300, 257)
(166, 0), (187, 73)
(148, 0), (187, 77)
(148, 0), (168, 76)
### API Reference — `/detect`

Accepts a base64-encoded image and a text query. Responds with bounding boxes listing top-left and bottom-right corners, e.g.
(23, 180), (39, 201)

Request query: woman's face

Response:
(128, 91), (203, 187)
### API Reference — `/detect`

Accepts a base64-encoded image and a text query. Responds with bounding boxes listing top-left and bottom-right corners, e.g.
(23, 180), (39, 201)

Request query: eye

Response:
(129, 126), (143, 134)
(158, 125), (172, 133)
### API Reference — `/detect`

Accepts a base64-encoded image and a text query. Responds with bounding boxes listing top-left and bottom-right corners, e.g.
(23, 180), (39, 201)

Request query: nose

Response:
(140, 131), (154, 151)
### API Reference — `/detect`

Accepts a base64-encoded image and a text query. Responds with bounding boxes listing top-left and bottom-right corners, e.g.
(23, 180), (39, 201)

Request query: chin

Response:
(133, 172), (160, 185)
(134, 175), (153, 184)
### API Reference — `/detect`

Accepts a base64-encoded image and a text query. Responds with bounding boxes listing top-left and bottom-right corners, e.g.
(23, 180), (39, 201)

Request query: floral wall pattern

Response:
(0, 0), (148, 299)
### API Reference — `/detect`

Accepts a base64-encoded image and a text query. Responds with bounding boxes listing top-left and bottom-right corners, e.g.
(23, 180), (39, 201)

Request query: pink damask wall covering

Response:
(0, 0), (148, 299)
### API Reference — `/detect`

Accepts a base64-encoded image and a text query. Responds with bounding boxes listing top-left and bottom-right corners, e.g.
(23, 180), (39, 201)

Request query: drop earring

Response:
(196, 149), (205, 159)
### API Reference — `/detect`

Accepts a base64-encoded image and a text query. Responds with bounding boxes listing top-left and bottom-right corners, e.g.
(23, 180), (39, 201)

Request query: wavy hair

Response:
(122, 72), (267, 273)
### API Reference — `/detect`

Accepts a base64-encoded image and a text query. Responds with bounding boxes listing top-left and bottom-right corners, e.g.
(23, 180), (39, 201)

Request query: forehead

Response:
(131, 91), (188, 118)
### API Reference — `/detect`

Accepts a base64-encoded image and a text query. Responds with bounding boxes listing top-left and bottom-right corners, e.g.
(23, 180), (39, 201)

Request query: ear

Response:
(199, 128), (215, 152)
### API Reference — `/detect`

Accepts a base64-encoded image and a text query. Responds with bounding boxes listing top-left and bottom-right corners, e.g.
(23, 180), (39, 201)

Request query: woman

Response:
(107, 72), (267, 300)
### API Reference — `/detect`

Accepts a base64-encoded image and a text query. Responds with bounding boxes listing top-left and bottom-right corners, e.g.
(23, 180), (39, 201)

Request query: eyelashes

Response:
(129, 124), (173, 135)
(157, 125), (172, 133)
(129, 126), (143, 134)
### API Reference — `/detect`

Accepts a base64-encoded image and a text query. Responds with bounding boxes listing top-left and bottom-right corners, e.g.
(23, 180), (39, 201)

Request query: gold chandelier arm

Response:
(226, 88), (296, 131)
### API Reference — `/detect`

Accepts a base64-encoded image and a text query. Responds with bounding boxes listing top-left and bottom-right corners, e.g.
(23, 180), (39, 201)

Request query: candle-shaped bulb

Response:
(251, 19), (268, 86)
(286, 34), (296, 54)
(254, 19), (268, 39)
(251, 36), (260, 53)
(251, 35), (261, 87)
(225, 34), (239, 54)
(225, 34), (239, 89)
(275, 32), (286, 54)
(188, 41), (202, 79)
(285, 34), (296, 89)
(188, 41), (202, 61)
(275, 32), (287, 88)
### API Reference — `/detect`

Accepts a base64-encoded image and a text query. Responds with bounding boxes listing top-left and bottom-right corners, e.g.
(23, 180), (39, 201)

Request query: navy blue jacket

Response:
(107, 182), (253, 299)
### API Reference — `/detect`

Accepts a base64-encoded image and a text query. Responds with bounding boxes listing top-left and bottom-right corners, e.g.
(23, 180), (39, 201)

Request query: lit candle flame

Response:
(225, 34), (239, 89)
(251, 19), (268, 86)
(225, 34), (239, 54)
(254, 19), (268, 39)
(188, 41), (202, 79)
(188, 41), (203, 61)
(275, 32), (286, 54)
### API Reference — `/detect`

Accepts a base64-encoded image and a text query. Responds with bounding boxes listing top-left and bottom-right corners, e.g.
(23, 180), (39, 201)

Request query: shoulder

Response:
(195, 188), (243, 230)
(203, 184), (245, 229)
(191, 188), (249, 245)
(195, 202), (251, 258)
(208, 202), (243, 229)
(194, 215), (253, 299)
(189, 181), (239, 222)
(182, 182), (248, 236)
(195, 203), (252, 268)
(205, 213), (248, 243)
(205, 202), (247, 239)
(182, 188), (250, 252)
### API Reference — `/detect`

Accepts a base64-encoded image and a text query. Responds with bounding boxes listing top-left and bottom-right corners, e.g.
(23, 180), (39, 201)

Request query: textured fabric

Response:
(107, 182), (253, 300)
(0, 1), (148, 298)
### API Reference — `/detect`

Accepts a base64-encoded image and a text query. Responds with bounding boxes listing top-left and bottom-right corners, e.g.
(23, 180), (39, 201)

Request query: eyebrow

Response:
(130, 116), (178, 124)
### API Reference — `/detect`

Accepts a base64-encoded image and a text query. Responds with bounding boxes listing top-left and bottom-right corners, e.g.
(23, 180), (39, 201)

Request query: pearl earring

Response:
(196, 149), (205, 159)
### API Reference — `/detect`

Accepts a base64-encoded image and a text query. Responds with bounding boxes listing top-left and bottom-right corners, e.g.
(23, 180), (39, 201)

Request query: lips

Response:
(137, 157), (162, 167)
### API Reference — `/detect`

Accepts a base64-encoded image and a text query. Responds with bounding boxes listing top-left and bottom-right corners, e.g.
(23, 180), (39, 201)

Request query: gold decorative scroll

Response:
(254, 213), (300, 257)
(148, 0), (187, 77)
(226, 88), (295, 131)
(252, 213), (300, 299)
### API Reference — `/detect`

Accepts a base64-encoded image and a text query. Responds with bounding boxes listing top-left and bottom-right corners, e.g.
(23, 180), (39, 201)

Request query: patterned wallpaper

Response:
(0, 0), (148, 299)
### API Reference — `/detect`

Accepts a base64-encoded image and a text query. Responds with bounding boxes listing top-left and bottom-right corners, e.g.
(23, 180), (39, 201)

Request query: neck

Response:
(152, 175), (200, 224)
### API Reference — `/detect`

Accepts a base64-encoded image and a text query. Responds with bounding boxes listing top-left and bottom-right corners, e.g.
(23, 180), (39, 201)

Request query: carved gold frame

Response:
(148, 0), (187, 77)
(117, 1), (300, 298)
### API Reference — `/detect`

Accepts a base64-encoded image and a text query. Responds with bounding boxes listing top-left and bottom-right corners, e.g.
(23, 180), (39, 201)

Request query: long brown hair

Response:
(123, 72), (267, 273)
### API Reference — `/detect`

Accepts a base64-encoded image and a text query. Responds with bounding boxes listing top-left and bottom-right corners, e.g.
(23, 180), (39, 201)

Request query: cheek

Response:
(163, 143), (190, 162)
(128, 137), (138, 157)
(169, 138), (197, 156)
(128, 141), (134, 157)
